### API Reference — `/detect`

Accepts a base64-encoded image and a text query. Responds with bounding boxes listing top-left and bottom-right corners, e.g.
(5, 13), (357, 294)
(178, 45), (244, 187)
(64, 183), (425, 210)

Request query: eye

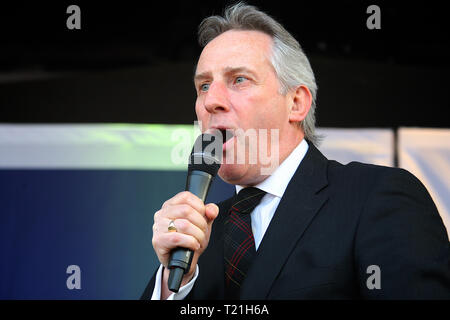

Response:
(200, 83), (210, 92)
(235, 76), (247, 84)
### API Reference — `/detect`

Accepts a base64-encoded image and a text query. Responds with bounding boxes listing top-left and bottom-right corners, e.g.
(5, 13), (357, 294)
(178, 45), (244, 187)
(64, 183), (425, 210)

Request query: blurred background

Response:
(1, 0), (449, 126)
(0, 0), (449, 299)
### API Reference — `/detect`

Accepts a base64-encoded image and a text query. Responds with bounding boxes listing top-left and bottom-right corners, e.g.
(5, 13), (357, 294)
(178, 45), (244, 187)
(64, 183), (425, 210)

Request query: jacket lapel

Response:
(240, 144), (329, 299)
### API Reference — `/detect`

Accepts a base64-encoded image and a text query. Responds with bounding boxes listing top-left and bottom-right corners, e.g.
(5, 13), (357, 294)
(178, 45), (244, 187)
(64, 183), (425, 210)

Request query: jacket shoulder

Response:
(325, 159), (437, 213)
(327, 160), (424, 189)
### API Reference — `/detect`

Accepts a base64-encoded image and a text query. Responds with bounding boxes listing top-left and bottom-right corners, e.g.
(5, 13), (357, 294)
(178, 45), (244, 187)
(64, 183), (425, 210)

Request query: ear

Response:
(288, 85), (312, 123)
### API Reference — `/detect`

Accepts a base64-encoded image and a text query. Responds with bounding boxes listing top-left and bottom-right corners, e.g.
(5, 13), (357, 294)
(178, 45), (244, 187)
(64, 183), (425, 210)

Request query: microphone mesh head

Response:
(188, 133), (222, 176)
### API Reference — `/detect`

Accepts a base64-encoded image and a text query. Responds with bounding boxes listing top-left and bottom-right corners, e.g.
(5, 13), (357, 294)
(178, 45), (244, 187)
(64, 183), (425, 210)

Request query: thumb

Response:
(205, 203), (219, 222)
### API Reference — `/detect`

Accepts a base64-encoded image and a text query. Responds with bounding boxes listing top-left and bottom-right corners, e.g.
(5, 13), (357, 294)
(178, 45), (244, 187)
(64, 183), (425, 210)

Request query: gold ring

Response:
(168, 220), (177, 232)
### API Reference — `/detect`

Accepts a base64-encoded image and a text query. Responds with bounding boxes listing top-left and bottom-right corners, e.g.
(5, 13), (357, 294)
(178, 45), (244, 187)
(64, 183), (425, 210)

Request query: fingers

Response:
(205, 203), (219, 222)
(156, 203), (208, 232)
(152, 231), (201, 267)
(152, 191), (221, 267)
(154, 229), (201, 253)
(156, 218), (206, 247)
(162, 191), (206, 216)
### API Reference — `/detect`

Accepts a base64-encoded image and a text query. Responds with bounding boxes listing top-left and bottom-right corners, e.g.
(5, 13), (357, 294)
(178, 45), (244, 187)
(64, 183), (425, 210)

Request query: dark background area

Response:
(0, 0), (449, 128)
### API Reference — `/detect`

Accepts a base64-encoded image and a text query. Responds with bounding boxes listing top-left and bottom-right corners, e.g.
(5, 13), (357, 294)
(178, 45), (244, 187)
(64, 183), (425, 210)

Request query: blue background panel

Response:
(0, 170), (234, 299)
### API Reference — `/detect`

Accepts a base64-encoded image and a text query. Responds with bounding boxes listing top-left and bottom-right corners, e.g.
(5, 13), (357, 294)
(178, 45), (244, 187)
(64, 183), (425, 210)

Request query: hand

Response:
(152, 191), (219, 297)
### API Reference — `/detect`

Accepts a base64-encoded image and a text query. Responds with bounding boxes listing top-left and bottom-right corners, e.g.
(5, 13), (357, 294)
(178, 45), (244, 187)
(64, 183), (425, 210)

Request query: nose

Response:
(203, 81), (230, 114)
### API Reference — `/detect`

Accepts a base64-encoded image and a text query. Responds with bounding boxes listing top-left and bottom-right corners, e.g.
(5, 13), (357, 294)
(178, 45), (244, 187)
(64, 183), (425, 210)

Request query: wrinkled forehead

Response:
(195, 30), (274, 76)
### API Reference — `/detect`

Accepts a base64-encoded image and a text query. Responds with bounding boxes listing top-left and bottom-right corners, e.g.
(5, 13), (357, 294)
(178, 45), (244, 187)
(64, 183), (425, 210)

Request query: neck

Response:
(240, 132), (305, 187)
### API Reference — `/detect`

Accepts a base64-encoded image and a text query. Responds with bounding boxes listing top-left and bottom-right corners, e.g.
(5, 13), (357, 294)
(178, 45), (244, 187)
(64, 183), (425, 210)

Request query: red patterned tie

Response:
(224, 187), (266, 299)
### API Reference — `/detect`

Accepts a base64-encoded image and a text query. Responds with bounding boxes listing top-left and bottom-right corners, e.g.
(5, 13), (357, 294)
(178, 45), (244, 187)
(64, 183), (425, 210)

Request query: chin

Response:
(218, 163), (247, 185)
(218, 163), (262, 187)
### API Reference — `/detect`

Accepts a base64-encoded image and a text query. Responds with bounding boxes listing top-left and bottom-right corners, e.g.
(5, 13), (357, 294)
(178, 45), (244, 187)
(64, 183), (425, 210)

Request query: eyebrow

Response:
(193, 71), (212, 83)
(194, 66), (257, 83)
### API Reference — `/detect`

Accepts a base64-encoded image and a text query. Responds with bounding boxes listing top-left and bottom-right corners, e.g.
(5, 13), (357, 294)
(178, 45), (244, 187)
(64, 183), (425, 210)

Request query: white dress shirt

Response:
(151, 139), (309, 300)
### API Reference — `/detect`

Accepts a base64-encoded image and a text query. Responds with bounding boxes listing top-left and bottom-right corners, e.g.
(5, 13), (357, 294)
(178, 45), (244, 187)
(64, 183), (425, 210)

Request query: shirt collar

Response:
(236, 139), (309, 198)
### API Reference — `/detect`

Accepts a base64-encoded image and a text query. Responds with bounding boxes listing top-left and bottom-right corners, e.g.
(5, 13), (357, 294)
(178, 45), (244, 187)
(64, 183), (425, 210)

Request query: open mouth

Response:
(219, 128), (234, 144)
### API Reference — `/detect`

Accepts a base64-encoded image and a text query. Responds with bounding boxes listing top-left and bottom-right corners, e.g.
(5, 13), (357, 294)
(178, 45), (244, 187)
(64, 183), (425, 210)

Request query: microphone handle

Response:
(167, 170), (213, 293)
(185, 170), (213, 202)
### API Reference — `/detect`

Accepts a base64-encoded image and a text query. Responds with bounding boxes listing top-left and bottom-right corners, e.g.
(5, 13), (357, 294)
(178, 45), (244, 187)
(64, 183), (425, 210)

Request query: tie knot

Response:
(231, 187), (267, 214)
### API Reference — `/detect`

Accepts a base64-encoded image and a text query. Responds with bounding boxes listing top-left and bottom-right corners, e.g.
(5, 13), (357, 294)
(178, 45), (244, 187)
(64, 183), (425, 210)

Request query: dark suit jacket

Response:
(142, 144), (450, 299)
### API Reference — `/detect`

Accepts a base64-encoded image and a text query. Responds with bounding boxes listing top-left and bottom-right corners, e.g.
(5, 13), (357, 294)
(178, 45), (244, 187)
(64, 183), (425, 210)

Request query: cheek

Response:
(195, 101), (209, 126)
(235, 94), (284, 129)
(230, 91), (265, 124)
(261, 92), (290, 123)
(194, 98), (202, 115)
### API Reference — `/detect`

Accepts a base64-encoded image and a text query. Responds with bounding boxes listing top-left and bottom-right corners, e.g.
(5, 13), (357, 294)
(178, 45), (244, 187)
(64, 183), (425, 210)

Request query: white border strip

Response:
(398, 127), (450, 238)
(316, 127), (394, 166)
(0, 124), (395, 169)
(0, 124), (199, 170)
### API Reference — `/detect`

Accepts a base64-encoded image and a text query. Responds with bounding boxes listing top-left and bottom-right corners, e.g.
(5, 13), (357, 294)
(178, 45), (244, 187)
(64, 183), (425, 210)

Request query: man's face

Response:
(194, 30), (294, 186)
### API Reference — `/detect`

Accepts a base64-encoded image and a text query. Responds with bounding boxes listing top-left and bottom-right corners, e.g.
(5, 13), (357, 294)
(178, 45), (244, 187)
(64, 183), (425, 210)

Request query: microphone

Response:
(167, 132), (222, 293)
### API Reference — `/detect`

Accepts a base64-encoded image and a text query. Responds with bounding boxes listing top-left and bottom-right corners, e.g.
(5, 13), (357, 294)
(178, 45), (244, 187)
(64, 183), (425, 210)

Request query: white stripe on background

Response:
(0, 124), (200, 170)
(0, 124), (395, 169)
(398, 127), (450, 238)
(317, 127), (394, 167)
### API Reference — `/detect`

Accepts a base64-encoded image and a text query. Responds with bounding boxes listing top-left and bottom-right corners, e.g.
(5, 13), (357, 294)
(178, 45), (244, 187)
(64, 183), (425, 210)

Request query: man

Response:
(142, 2), (450, 299)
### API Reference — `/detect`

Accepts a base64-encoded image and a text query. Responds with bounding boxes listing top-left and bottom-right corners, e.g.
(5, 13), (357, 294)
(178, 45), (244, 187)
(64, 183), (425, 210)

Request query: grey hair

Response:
(198, 2), (321, 145)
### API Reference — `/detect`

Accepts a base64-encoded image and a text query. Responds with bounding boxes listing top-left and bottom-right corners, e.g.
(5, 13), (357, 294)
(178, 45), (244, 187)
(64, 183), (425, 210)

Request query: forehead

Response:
(195, 30), (273, 76)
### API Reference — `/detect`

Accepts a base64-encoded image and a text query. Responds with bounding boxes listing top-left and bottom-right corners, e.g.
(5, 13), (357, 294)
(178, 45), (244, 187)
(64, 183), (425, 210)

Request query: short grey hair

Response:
(198, 2), (321, 145)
